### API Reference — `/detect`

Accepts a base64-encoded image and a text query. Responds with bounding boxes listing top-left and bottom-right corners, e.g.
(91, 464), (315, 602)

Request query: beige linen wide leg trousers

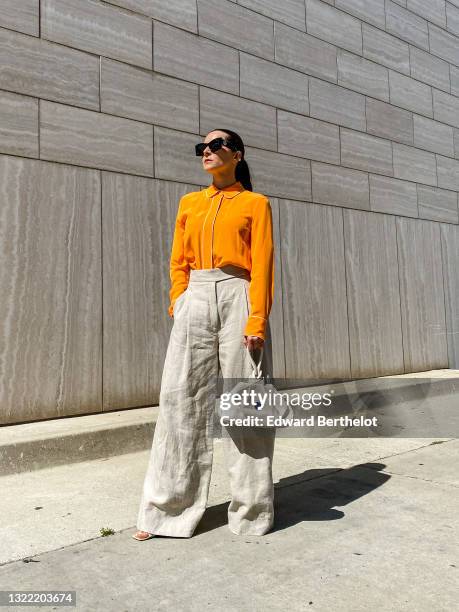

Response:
(136, 264), (276, 537)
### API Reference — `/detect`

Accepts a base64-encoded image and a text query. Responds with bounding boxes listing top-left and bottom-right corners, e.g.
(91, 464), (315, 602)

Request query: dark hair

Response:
(209, 128), (253, 191)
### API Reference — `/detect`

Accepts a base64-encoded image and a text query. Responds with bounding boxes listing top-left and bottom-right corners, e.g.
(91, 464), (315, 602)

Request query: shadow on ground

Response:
(194, 463), (389, 536)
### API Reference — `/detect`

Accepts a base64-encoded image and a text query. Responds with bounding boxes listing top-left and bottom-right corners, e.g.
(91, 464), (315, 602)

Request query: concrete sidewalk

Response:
(1, 369), (458, 610)
(0, 436), (457, 611)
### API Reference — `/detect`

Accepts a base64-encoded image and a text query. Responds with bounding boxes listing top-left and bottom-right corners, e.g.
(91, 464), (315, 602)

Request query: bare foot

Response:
(132, 530), (155, 541)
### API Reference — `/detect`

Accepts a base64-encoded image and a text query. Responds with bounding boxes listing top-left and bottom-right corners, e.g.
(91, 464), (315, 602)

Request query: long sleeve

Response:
(243, 196), (275, 340)
(168, 196), (190, 317)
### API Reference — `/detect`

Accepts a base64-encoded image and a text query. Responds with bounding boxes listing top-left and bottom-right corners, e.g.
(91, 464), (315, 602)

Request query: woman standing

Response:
(133, 129), (276, 540)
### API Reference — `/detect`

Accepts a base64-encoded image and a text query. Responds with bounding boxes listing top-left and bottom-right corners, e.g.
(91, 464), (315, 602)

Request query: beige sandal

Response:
(132, 530), (155, 541)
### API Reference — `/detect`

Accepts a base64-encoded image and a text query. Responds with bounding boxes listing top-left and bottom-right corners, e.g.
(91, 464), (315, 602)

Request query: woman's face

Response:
(201, 130), (242, 176)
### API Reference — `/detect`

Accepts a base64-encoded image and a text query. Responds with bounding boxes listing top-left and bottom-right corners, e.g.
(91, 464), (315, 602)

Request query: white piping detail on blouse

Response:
(210, 193), (224, 268)
(201, 199), (213, 268)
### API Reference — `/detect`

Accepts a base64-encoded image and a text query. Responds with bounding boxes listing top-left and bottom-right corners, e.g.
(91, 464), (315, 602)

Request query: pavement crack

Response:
(378, 470), (458, 488)
(367, 439), (455, 463)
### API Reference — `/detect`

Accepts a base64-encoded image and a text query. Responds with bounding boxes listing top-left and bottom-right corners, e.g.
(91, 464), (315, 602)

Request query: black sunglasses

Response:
(195, 137), (238, 157)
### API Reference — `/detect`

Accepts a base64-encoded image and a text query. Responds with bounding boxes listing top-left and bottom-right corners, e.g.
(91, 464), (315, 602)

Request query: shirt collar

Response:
(205, 180), (245, 199)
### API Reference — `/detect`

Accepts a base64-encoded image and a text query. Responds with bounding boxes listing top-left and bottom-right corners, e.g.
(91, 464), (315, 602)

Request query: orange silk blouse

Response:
(168, 180), (274, 340)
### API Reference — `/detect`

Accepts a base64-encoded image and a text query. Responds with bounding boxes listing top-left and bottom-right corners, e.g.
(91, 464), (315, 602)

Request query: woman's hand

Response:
(243, 335), (264, 351)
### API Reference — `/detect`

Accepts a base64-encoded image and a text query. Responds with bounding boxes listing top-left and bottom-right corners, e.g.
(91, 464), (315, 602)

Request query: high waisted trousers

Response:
(136, 264), (276, 537)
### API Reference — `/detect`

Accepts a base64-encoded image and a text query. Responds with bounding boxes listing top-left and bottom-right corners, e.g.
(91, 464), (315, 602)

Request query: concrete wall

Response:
(1, 0), (459, 424)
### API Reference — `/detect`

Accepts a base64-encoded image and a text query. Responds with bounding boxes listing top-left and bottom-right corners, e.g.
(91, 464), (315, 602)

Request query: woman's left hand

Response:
(243, 335), (264, 351)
